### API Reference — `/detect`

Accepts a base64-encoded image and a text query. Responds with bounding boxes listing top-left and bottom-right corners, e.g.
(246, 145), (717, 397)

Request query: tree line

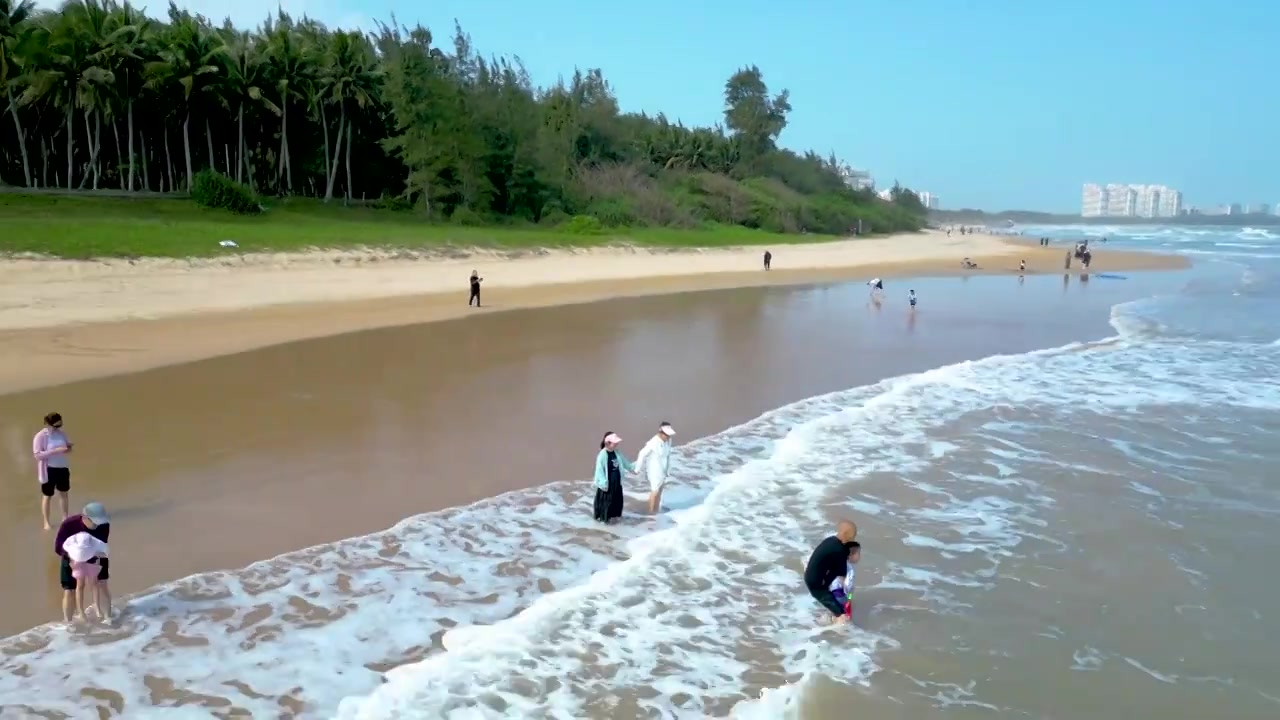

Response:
(1, 0), (926, 232)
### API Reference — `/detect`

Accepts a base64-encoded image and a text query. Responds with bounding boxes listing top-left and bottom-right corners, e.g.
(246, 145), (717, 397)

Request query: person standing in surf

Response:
(33, 412), (73, 531)
(593, 432), (634, 524)
(635, 422), (677, 515)
(469, 270), (484, 307)
(804, 519), (858, 625)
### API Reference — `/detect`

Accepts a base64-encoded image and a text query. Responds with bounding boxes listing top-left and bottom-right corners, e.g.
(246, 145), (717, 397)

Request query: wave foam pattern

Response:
(3, 304), (1279, 719)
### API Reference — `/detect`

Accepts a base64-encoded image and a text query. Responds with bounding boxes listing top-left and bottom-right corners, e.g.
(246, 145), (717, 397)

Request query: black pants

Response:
(808, 584), (844, 616)
(469, 287), (481, 306)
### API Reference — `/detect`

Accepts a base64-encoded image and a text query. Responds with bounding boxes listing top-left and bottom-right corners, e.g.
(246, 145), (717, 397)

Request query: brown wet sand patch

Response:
(0, 237), (1183, 395)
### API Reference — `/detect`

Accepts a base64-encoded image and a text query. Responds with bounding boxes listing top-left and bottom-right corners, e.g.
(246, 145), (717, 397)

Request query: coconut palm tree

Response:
(321, 29), (379, 202)
(146, 9), (225, 191)
(20, 1), (114, 189)
(1, 0), (35, 186)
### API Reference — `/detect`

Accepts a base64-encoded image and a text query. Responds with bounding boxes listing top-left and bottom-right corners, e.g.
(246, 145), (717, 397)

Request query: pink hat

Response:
(604, 433), (622, 444)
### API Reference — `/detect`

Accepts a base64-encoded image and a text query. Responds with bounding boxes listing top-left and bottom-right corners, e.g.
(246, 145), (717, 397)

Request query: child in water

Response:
(62, 531), (108, 623)
(828, 541), (861, 617)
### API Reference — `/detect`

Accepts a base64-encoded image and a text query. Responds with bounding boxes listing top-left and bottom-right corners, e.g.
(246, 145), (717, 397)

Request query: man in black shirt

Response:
(804, 519), (858, 624)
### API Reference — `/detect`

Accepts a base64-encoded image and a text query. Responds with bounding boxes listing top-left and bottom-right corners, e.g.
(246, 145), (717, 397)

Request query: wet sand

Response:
(0, 269), (1190, 636)
(0, 235), (1183, 394)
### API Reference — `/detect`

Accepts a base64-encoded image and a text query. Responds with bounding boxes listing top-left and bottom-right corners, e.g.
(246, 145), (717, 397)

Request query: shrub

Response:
(449, 206), (487, 226)
(190, 170), (261, 215)
(584, 198), (637, 227)
(561, 215), (604, 235)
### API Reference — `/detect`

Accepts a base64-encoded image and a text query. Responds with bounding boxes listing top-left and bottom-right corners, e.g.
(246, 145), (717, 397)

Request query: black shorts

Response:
(40, 467), (70, 496)
(59, 555), (109, 591)
(808, 585), (845, 617)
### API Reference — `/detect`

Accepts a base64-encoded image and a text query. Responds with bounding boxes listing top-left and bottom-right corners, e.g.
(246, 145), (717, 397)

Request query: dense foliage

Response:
(1, 0), (926, 233)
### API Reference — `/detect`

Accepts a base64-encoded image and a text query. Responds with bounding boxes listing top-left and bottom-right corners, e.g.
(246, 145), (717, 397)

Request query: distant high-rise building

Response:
(917, 191), (940, 210)
(1081, 183), (1183, 218)
(1253, 203), (1271, 215)
(1228, 203), (1243, 215)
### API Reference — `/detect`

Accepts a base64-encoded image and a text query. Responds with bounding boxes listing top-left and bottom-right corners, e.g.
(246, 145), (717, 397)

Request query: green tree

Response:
(722, 65), (790, 173)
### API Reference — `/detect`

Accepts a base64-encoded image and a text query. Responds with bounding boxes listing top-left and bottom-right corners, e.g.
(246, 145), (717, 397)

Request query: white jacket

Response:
(635, 435), (672, 491)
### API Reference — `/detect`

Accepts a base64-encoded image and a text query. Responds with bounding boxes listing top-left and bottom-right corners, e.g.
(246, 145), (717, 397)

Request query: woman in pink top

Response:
(33, 412), (74, 531)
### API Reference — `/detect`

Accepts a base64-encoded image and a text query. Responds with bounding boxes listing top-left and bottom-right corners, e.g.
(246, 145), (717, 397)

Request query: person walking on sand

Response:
(804, 519), (858, 625)
(635, 422), (676, 515)
(1019, 259), (1026, 275)
(763, 250), (772, 271)
(33, 412), (73, 530)
(593, 432), (634, 524)
(469, 270), (484, 307)
(908, 289), (917, 310)
(54, 502), (112, 624)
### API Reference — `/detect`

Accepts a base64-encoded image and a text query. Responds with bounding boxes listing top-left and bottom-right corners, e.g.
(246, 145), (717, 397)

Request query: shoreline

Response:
(0, 233), (1185, 394)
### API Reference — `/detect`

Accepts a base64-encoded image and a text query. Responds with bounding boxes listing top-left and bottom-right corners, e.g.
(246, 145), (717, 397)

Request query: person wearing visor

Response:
(593, 431), (634, 524)
(635, 422), (677, 515)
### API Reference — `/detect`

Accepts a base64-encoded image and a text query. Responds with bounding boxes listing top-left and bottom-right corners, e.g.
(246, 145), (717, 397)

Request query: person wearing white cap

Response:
(62, 531), (108, 623)
(592, 431), (634, 524)
(635, 421), (677, 515)
(53, 502), (112, 623)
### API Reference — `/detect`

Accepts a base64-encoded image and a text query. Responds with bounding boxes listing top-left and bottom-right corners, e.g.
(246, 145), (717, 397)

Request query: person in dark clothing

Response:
(469, 270), (484, 307)
(763, 251), (772, 271)
(53, 502), (111, 623)
(803, 519), (858, 623)
(592, 432), (634, 523)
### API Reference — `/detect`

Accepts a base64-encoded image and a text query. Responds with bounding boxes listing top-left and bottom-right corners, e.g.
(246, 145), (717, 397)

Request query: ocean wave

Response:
(3, 300), (1278, 718)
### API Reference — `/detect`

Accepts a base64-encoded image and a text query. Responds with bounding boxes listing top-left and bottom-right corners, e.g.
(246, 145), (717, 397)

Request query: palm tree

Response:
(97, 1), (149, 191)
(146, 9), (224, 191)
(20, 1), (114, 189)
(262, 11), (305, 194)
(321, 29), (379, 201)
(221, 26), (269, 186)
(1, 0), (34, 186)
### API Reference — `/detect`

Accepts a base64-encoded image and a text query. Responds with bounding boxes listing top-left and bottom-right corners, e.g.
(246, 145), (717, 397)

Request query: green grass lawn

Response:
(0, 193), (848, 259)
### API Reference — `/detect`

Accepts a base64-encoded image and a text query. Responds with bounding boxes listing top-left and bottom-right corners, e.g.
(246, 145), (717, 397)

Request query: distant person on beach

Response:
(804, 519), (858, 625)
(33, 412), (73, 530)
(828, 541), (861, 618)
(1064, 251), (1072, 270)
(635, 422), (676, 515)
(593, 432), (634, 524)
(868, 278), (884, 298)
(908, 289), (917, 309)
(54, 502), (111, 624)
(763, 251), (772, 271)
(1020, 259), (1026, 275)
(469, 270), (484, 307)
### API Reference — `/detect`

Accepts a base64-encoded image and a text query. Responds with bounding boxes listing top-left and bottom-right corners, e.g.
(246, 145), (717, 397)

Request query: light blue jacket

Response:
(594, 448), (634, 490)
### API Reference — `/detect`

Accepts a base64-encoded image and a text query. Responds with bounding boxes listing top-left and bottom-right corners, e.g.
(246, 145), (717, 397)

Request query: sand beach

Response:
(2, 231), (1242, 720)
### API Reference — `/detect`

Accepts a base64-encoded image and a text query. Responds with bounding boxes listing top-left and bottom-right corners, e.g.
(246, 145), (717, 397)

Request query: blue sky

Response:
(53, 0), (1280, 212)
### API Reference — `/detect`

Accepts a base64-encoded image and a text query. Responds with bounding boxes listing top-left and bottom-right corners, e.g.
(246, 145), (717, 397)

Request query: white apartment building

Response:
(1081, 183), (1182, 218)
(837, 164), (875, 191)
(917, 191), (940, 210)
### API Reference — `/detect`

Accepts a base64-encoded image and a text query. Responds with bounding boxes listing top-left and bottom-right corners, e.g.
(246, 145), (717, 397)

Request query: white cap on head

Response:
(604, 433), (622, 445)
(63, 532), (108, 563)
(660, 423), (676, 436)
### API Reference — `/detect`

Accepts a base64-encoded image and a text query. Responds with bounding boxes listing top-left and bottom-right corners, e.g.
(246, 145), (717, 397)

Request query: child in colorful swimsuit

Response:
(828, 541), (861, 617)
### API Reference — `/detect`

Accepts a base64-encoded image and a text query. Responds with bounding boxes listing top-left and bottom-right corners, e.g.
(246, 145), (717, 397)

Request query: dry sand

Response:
(0, 232), (1184, 393)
